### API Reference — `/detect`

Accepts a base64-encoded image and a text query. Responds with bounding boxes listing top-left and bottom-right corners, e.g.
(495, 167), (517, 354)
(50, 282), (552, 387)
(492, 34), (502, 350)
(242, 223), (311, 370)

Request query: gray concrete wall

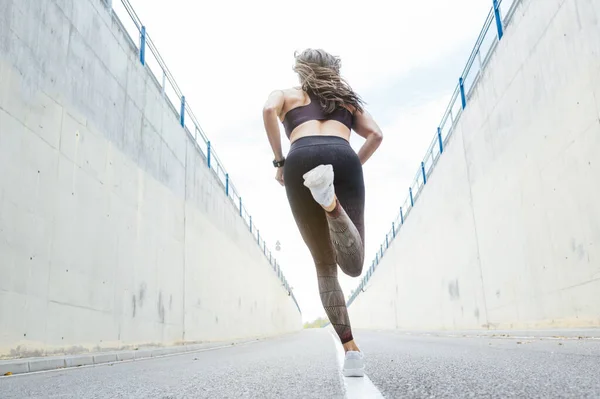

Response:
(0, 0), (301, 359)
(349, 0), (600, 331)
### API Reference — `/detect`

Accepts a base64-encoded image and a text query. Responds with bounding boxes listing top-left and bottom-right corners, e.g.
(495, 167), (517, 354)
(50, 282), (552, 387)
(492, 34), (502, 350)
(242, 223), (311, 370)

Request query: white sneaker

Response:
(343, 351), (365, 377)
(302, 164), (335, 208)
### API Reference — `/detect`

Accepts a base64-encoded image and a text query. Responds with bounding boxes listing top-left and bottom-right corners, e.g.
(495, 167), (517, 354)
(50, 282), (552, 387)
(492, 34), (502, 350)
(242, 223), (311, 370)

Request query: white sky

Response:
(115, 0), (494, 322)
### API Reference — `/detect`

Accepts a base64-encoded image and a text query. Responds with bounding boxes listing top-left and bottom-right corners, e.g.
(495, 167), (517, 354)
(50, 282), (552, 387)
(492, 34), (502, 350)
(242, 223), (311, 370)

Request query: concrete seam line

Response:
(386, 328), (600, 339)
(359, 328), (600, 339)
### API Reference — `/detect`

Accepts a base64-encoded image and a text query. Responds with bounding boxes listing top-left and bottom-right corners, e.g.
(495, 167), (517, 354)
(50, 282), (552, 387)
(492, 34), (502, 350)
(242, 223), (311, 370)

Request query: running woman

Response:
(262, 48), (383, 377)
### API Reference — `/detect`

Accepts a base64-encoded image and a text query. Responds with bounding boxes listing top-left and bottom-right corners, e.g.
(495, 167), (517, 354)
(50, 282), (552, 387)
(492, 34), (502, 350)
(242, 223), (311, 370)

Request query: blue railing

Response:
(347, 0), (520, 307)
(109, 0), (301, 314)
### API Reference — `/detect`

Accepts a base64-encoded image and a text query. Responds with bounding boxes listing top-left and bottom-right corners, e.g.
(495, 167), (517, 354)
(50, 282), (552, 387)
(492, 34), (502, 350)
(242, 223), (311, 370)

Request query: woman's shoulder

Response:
(266, 87), (306, 102)
(280, 87), (306, 98)
(281, 87), (310, 107)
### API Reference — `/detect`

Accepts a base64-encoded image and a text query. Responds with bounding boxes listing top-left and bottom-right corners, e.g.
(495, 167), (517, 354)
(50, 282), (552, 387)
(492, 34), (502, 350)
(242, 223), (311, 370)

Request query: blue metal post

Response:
(493, 0), (504, 40)
(180, 96), (185, 127)
(139, 26), (146, 65)
(225, 174), (229, 196)
(400, 207), (404, 224)
(421, 161), (427, 185)
(459, 77), (466, 109)
(392, 222), (396, 238)
(249, 216), (252, 232)
(239, 197), (242, 216)
(380, 245), (383, 257)
(386, 234), (389, 249)
(438, 127), (444, 154)
(257, 230), (260, 243)
(409, 187), (414, 207)
(207, 141), (211, 168)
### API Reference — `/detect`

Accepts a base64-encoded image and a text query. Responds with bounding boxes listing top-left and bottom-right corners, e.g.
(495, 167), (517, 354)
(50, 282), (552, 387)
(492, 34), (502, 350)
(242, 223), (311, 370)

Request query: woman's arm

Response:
(352, 109), (383, 165)
(262, 90), (286, 162)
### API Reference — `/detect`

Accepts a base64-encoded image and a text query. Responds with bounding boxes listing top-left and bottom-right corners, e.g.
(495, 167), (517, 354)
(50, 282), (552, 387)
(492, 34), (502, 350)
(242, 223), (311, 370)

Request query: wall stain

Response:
(169, 294), (173, 311)
(157, 291), (165, 324)
(448, 279), (460, 301)
(132, 295), (137, 318)
(139, 283), (147, 307)
(474, 308), (480, 320)
(571, 239), (586, 261)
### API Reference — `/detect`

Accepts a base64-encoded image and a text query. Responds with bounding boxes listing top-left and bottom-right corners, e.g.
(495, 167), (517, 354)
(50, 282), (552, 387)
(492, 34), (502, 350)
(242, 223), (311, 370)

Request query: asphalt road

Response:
(1, 329), (599, 398)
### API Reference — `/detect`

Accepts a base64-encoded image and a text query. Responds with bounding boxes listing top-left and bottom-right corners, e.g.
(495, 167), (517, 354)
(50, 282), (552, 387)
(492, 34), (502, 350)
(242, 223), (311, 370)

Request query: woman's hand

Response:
(275, 167), (285, 186)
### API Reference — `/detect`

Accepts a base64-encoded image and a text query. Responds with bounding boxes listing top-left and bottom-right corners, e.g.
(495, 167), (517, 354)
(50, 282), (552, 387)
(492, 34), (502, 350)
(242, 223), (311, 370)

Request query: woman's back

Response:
(279, 88), (354, 142)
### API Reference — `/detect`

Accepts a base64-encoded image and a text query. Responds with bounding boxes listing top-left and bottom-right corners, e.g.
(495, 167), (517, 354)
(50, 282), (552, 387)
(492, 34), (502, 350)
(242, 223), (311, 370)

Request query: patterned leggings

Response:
(284, 136), (365, 344)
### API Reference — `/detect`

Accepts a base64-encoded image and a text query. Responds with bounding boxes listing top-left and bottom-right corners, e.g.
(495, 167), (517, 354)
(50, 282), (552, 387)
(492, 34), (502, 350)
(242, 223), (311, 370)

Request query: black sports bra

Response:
(282, 90), (353, 138)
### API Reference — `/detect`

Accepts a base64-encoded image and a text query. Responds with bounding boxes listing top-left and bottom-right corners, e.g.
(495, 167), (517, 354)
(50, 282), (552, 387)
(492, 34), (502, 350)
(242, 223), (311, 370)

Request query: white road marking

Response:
(329, 329), (385, 399)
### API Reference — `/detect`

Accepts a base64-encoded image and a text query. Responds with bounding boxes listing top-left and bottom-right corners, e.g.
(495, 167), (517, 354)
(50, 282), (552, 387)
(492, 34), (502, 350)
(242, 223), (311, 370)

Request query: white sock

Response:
(302, 164), (335, 208)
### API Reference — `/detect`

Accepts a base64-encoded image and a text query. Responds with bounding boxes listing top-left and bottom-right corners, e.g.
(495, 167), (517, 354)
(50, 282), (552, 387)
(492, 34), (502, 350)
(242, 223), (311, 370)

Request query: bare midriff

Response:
(288, 120), (351, 144)
(279, 89), (352, 144)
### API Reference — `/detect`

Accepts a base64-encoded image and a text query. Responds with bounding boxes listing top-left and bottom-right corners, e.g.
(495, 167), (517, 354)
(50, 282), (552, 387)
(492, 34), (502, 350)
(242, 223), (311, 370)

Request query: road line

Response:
(329, 329), (385, 399)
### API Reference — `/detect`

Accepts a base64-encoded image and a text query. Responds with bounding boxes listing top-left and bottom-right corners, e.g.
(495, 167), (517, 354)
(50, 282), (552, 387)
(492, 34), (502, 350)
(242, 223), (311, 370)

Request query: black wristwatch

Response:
(273, 157), (285, 168)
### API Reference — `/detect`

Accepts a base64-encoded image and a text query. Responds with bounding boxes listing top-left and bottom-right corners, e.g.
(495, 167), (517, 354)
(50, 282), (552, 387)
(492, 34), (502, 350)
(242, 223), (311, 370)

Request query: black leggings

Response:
(284, 135), (365, 344)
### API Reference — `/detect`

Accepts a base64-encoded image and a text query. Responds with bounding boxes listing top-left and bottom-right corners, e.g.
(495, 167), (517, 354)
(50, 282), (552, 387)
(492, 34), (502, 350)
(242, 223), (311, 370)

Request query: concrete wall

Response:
(350, 0), (600, 331)
(0, 0), (301, 359)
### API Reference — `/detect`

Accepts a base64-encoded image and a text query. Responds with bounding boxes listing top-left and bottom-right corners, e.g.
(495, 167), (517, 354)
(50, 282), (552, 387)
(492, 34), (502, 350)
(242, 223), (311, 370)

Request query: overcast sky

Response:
(114, 0), (495, 322)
